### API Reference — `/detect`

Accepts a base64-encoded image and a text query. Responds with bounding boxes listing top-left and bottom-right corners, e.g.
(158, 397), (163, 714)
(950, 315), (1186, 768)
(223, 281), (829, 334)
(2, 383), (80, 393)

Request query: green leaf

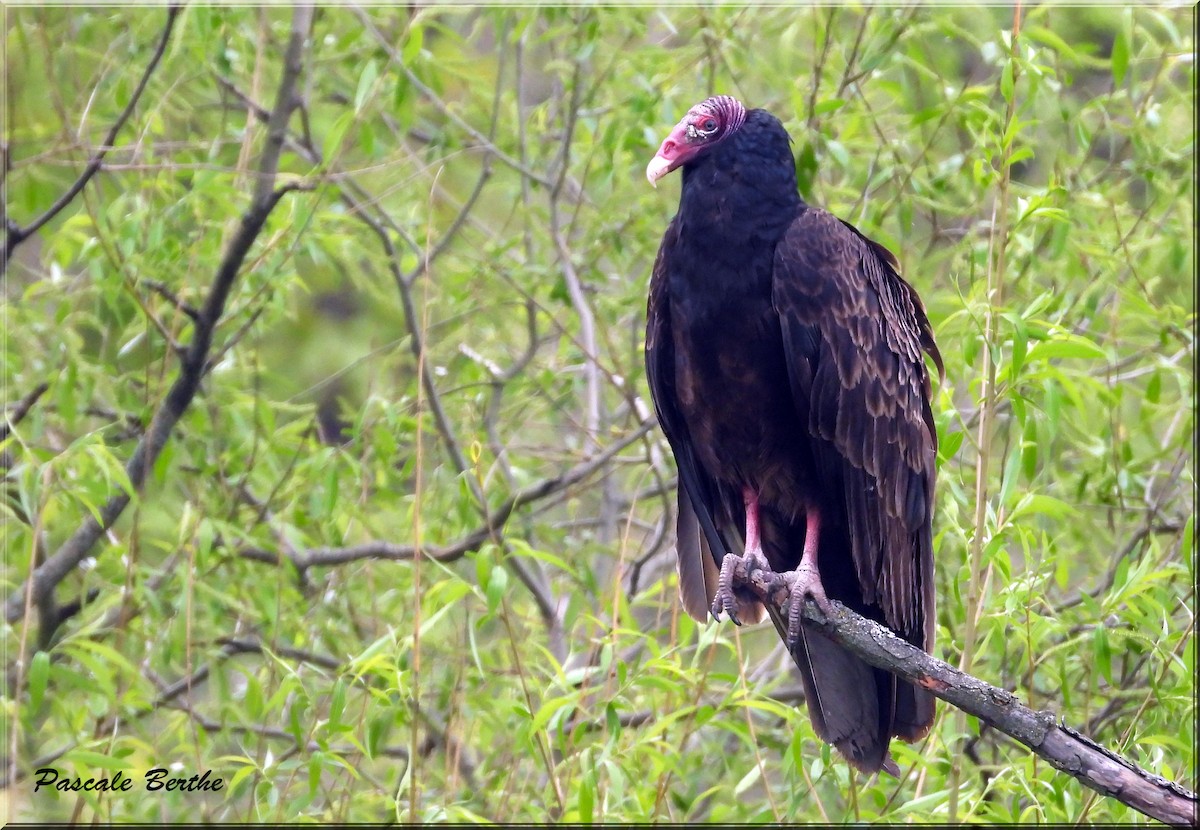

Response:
(355, 60), (378, 114)
(1024, 25), (1084, 65)
(58, 363), (78, 426)
(999, 445), (1022, 508)
(1111, 27), (1130, 86)
(1000, 58), (1015, 103)
(1026, 334), (1107, 363)
(226, 761), (259, 794)
(1144, 370), (1161, 404)
(1010, 493), (1078, 522)
(734, 764), (762, 797)
(1093, 625), (1113, 684)
(813, 97), (846, 116)
(1043, 377), (1062, 437)
(309, 752), (324, 795)
(1020, 419), (1038, 481)
(605, 701), (620, 738)
(1182, 515), (1194, 576)
(29, 650), (50, 712)
(507, 539), (572, 574)
(402, 23), (425, 64)
(324, 464), (339, 517)
(938, 429), (964, 466)
(152, 438), (174, 484)
(66, 749), (134, 770)
(243, 673), (264, 720)
(1113, 554), (1131, 596)
(323, 110), (355, 163)
(329, 678), (347, 726)
(288, 695), (309, 744)
(530, 694), (574, 734)
(578, 766), (595, 823)
(1006, 312), (1029, 381)
(366, 712), (390, 759)
(417, 588), (465, 637)
(485, 564), (508, 614)
(795, 142), (818, 200)
(824, 139), (850, 169)
(349, 630), (397, 676)
(1008, 146), (1036, 167)
(1054, 549), (1070, 591)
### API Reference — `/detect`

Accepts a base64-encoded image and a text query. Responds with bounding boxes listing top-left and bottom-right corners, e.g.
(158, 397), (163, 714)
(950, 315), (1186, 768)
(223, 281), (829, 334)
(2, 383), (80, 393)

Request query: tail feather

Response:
(766, 605), (893, 773)
(894, 526), (938, 741)
(892, 660), (935, 741)
(676, 490), (935, 770)
(676, 490), (719, 623)
(893, 682), (935, 741)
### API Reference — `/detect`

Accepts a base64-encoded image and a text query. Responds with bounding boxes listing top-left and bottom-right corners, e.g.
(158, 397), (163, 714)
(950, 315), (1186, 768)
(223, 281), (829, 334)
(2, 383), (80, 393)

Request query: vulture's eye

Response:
(701, 118), (718, 133)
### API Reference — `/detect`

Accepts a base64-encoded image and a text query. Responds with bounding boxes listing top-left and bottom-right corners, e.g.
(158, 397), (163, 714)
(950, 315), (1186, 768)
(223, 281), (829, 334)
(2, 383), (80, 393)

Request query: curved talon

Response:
(712, 553), (744, 624)
(785, 562), (833, 648)
(711, 549), (772, 625)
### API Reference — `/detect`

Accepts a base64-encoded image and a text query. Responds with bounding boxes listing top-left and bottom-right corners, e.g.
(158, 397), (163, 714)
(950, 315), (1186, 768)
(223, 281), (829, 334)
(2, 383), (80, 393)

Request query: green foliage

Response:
(4, 5), (1193, 823)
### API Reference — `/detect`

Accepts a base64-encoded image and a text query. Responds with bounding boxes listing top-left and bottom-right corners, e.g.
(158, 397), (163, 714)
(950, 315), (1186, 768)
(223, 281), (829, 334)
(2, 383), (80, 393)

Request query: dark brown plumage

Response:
(644, 95), (943, 773)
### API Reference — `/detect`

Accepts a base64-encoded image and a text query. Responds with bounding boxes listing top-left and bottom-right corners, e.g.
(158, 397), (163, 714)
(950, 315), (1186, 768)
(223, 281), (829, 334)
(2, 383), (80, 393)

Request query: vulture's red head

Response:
(646, 95), (748, 186)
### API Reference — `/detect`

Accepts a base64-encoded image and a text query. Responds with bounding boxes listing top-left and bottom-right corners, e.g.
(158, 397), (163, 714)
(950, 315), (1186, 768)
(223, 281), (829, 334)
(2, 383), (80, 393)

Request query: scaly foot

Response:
(784, 558), (833, 647)
(710, 548), (771, 625)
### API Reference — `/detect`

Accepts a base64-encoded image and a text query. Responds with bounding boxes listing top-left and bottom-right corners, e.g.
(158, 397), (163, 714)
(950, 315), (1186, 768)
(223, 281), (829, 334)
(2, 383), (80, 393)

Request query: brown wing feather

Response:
(646, 224), (749, 622)
(772, 208), (938, 657)
(675, 487), (721, 622)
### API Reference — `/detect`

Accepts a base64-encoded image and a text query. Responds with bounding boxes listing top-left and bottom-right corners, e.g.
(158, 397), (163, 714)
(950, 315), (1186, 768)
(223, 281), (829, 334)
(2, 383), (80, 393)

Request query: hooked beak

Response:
(645, 119), (694, 187)
(645, 151), (677, 187)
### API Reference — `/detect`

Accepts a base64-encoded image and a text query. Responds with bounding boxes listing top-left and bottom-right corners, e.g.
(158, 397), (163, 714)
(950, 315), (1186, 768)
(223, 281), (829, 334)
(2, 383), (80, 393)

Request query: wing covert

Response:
(772, 208), (939, 648)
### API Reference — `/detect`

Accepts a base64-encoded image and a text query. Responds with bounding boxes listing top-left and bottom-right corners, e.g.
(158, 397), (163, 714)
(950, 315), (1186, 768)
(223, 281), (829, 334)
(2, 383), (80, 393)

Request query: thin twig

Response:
(212, 63), (572, 649)
(1, 382), (50, 443)
(951, 5), (1023, 818)
(353, 8), (561, 193)
(238, 419), (656, 572)
(3, 6), (181, 273)
(137, 278), (201, 321)
(4, 5), (314, 627)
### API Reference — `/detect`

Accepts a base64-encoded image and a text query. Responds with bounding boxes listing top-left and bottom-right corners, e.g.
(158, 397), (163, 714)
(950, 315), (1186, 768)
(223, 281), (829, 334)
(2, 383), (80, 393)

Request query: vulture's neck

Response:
(676, 137), (803, 271)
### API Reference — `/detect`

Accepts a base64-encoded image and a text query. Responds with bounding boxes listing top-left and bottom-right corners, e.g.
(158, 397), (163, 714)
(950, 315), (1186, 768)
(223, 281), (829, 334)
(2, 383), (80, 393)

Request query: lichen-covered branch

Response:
(738, 564), (1196, 825)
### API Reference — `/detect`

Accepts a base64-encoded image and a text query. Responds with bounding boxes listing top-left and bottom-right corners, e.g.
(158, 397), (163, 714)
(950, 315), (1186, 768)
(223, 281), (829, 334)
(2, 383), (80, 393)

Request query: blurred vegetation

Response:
(3, 3), (1194, 823)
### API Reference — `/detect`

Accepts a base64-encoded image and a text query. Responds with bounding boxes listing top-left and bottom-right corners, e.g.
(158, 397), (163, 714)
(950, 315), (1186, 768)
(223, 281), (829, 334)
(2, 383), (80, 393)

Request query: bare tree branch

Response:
(735, 564), (1198, 826)
(1, 382), (50, 443)
(238, 418), (656, 572)
(4, 5), (315, 626)
(216, 636), (342, 671)
(209, 66), (573, 656)
(2, 5), (181, 274)
(136, 279), (199, 321)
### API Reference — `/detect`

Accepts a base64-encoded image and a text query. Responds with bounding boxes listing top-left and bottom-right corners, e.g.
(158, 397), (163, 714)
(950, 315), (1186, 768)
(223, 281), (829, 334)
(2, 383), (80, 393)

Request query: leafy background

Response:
(3, 3), (1194, 823)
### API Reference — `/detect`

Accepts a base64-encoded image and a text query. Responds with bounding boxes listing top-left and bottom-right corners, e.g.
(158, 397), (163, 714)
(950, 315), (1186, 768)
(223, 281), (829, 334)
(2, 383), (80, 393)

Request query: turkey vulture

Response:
(644, 95), (943, 773)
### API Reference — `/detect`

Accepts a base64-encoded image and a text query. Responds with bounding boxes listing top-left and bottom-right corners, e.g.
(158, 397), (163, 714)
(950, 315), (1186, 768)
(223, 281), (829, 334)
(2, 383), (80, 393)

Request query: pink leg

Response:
(800, 507), (820, 568)
(785, 504), (832, 644)
(710, 488), (772, 624)
(742, 487), (762, 554)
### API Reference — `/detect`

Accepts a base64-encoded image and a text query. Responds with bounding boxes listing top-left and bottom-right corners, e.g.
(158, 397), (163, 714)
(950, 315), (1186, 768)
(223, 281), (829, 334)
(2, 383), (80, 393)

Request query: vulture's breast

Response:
(668, 269), (813, 506)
